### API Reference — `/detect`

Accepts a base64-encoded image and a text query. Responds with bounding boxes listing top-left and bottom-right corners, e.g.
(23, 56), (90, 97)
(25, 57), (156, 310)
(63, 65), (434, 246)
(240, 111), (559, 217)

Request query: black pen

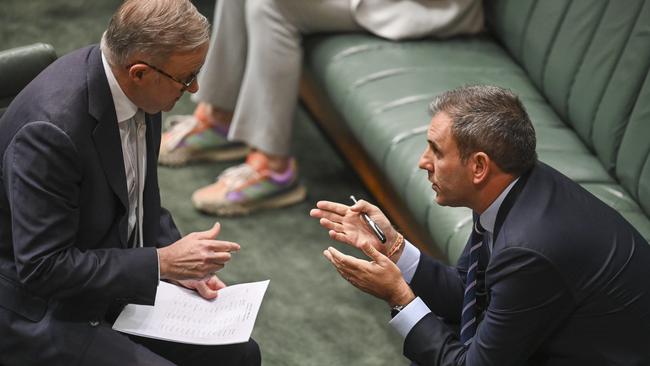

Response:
(350, 195), (387, 244)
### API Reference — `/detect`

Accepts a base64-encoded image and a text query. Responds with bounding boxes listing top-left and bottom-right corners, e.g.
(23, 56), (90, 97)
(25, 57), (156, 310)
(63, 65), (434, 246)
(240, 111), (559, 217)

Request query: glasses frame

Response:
(129, 60), (197, 89)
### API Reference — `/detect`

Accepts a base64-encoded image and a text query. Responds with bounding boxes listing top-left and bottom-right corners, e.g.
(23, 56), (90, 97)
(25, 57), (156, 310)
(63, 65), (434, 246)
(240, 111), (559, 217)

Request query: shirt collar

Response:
(101, 52), (138, 124)
(479, 177), (520, 234)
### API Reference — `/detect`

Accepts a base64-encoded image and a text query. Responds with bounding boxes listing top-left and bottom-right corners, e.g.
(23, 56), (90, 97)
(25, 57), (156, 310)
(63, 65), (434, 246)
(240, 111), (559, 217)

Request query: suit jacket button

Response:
(89, 320), (100, 327)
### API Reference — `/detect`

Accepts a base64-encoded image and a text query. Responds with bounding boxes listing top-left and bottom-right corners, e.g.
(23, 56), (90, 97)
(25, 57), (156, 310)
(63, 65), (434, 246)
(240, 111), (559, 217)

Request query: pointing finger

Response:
(316, 201), (349, 216)
(205, 240), (240, 253)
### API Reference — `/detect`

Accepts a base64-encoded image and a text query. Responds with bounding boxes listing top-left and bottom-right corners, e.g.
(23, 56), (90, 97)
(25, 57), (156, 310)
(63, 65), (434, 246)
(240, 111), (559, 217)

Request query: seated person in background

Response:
(0, 0), (260, 364)
(311, 85), (650, 365)
(160, 0), (483, 216)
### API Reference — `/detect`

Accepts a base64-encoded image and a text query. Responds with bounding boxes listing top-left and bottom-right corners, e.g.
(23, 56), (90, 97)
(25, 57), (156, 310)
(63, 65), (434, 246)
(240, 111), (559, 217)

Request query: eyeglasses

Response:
(129, 61), (198, 89)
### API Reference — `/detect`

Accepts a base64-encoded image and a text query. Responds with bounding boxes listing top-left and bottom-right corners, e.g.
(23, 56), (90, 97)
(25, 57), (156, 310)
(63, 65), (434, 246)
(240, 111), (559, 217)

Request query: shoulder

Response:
(493, 162), (642, 282)
(1, 45), (103, 143)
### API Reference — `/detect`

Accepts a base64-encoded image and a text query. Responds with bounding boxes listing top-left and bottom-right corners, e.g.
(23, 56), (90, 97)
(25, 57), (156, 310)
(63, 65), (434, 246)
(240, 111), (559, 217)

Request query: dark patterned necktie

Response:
(460, 219), (486, 346)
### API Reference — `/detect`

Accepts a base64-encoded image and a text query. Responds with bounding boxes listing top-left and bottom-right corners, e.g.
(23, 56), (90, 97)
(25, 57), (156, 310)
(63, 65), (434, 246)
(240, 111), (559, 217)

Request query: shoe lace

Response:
(218, 164), (262, 191)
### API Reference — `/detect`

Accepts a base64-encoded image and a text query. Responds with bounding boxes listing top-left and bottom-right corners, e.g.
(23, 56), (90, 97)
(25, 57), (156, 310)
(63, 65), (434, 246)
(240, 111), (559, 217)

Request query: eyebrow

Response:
(427, 138), (438, 150)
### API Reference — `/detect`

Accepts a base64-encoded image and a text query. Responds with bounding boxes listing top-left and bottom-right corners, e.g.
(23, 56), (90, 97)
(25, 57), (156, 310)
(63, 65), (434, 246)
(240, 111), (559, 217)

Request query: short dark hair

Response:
(428, 85), (537, 175)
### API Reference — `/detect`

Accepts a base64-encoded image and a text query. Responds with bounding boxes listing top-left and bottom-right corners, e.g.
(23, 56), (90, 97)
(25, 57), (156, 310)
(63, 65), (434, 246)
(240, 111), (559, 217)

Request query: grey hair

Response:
(101, 0), (210, 67)
(428, 85), (537, 175)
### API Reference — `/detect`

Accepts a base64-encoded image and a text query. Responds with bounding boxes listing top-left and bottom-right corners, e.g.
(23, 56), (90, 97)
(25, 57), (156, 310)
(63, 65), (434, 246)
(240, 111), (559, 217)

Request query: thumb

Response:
(350, 199), (373, 214)
(207, 275), (227, 291)
(361, 242), (385, 263)
(195, 280), (219, 300)
(198, 222), (221, 239)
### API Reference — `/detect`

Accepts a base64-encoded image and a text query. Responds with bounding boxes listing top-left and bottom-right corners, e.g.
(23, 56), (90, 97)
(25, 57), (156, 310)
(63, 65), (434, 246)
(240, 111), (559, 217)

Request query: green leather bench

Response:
(301, 0), (650, 263)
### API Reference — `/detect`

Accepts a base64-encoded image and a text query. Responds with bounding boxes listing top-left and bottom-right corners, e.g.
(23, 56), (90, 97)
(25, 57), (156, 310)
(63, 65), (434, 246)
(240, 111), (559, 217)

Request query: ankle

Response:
(246, 151), (291, 173)
(267, 156), (290, 173)
(194, 103), (233, 129)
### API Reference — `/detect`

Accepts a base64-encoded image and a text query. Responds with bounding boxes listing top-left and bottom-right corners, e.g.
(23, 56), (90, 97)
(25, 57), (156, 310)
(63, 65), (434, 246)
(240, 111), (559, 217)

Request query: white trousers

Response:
(193, 0), (363, 156)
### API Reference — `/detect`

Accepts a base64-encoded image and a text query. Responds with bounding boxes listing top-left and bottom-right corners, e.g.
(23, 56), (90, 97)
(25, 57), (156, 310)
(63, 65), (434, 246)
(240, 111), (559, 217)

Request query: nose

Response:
(418, 146), (433, 172)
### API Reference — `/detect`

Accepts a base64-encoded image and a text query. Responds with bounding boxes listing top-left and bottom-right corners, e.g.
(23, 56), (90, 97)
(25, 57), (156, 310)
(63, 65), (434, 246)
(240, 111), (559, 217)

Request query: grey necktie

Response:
(460, 219), (485, 346)
(125, 110), (145, 247)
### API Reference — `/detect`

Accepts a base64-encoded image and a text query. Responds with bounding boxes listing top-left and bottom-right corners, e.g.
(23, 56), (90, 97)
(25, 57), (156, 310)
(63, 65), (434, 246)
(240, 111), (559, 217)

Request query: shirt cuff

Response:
(396, 240), (420, 284)
(389, 297), (431, 338)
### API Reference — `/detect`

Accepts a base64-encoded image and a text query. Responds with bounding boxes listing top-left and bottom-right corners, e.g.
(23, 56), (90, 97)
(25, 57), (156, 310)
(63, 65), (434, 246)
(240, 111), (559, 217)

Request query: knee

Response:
(240, 338), (261, 366)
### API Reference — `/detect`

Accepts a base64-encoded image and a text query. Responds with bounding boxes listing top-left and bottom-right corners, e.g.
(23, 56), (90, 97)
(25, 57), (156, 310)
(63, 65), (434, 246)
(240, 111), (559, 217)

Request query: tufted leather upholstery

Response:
(302, 0), (650, 263)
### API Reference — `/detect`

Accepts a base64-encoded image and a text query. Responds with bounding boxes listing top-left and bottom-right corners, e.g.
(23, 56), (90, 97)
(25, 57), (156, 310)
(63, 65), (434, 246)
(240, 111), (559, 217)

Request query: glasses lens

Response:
(183, 74), (197, 88)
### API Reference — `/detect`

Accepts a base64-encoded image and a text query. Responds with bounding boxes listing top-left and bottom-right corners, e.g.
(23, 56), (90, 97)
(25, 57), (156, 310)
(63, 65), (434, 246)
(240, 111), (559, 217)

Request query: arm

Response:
(404, 248), (575, 366)
(4, 122), (158, 303)
(410, 253), (466, 322)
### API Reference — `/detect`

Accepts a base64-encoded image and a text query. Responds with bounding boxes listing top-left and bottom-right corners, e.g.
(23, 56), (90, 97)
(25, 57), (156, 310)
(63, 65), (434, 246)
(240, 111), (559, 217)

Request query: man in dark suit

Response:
(311, 85), (650, 365)
(0, 0), (260, 365)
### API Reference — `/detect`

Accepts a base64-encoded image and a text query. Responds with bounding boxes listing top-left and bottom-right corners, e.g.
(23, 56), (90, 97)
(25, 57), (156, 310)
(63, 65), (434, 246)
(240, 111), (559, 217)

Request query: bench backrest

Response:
(486, 0), (650, 216)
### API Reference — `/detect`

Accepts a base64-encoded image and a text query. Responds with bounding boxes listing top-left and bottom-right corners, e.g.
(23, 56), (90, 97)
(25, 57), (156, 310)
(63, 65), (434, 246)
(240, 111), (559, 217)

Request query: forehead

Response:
(162, 43), (208, 72)
(427, 112), (453, 141)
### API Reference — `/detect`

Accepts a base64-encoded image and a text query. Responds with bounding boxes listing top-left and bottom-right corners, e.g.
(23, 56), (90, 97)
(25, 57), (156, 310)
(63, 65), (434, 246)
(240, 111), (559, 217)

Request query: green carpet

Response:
(2, 1), (407, 364)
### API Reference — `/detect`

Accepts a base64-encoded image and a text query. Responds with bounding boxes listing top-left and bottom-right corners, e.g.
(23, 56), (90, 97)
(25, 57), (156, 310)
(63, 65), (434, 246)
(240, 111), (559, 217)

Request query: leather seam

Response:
(587, 0), (645, 146)
(539, 1), (572, 93)
(566, 0), (609, 121)
(518, 0), (540, 62)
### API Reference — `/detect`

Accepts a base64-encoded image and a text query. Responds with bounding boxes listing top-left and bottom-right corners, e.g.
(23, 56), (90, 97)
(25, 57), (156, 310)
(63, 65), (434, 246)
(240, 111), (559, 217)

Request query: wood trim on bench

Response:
(300, 70), (443, 260)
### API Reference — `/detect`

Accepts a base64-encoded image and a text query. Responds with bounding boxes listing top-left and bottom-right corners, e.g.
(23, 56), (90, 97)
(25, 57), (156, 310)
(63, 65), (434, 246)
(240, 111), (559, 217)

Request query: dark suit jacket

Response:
(404, 162), (650, 365)
(0, 45), (181, 365)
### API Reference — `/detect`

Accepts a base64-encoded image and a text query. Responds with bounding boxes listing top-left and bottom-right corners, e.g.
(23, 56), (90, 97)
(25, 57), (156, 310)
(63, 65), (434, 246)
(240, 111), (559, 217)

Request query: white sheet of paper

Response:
(112, 280), (270, 345)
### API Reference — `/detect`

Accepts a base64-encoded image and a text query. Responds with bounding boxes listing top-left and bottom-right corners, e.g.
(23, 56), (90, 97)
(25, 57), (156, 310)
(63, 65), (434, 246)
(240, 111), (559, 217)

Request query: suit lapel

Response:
(86, 45), (129, 247)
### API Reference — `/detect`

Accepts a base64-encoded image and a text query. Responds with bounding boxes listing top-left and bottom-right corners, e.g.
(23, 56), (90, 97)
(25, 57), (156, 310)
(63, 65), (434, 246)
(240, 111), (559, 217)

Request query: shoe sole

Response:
(159, 145), (250, 167)
(194, 184), (308, 216)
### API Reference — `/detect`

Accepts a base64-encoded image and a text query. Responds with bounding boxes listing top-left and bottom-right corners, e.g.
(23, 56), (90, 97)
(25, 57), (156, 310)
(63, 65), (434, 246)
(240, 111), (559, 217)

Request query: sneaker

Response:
(159, 114), (248, 166)
(191, 155), (307, 216)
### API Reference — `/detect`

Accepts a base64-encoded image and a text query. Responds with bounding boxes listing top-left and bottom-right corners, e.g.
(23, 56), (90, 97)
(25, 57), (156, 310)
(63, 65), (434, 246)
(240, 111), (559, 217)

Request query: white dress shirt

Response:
(390, 178), (519, 338)
(101, 52), (147, 247)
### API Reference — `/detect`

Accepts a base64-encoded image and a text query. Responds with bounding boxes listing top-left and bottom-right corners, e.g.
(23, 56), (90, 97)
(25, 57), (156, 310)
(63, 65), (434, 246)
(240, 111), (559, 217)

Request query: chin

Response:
(161, 104), (176, 112)
(434, 194), (459, 208)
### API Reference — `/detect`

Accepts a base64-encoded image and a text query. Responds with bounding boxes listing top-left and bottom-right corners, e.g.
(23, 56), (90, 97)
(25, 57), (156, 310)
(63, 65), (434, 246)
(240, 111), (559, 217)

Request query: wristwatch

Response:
(390, 304), (406, 318)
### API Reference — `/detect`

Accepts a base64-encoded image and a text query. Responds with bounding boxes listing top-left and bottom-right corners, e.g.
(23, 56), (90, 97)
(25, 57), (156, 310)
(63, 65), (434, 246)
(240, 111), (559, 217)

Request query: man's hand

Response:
(177, 275), (227, 300)
(323, 242), (415, 307)
(310, 200), (400, 258)
(157, 222), (240, 280)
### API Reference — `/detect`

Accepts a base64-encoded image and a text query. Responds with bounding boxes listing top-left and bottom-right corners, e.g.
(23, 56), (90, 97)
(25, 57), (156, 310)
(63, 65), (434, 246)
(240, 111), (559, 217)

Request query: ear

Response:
(127, 63), (149, 84)
(471, 152), (490, 184)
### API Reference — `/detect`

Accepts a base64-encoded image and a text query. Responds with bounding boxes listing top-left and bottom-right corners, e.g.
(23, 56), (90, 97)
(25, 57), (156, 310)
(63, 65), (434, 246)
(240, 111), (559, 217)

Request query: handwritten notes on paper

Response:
(113, 280), (270, 345)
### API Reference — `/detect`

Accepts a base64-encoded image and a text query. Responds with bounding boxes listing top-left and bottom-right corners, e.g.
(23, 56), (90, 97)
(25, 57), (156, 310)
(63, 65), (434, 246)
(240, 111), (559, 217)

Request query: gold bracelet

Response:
(386, 233), (405, 258)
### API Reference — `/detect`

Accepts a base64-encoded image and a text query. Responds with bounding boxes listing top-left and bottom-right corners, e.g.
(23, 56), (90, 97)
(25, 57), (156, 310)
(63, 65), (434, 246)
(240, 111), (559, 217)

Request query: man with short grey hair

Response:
(311, 85), (650, 365)
(0, 0), (260, 364)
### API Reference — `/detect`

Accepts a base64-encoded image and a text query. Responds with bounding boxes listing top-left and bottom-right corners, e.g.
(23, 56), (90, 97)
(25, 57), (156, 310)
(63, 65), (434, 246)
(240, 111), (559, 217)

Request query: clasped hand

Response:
(310, 200), (414, 306)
